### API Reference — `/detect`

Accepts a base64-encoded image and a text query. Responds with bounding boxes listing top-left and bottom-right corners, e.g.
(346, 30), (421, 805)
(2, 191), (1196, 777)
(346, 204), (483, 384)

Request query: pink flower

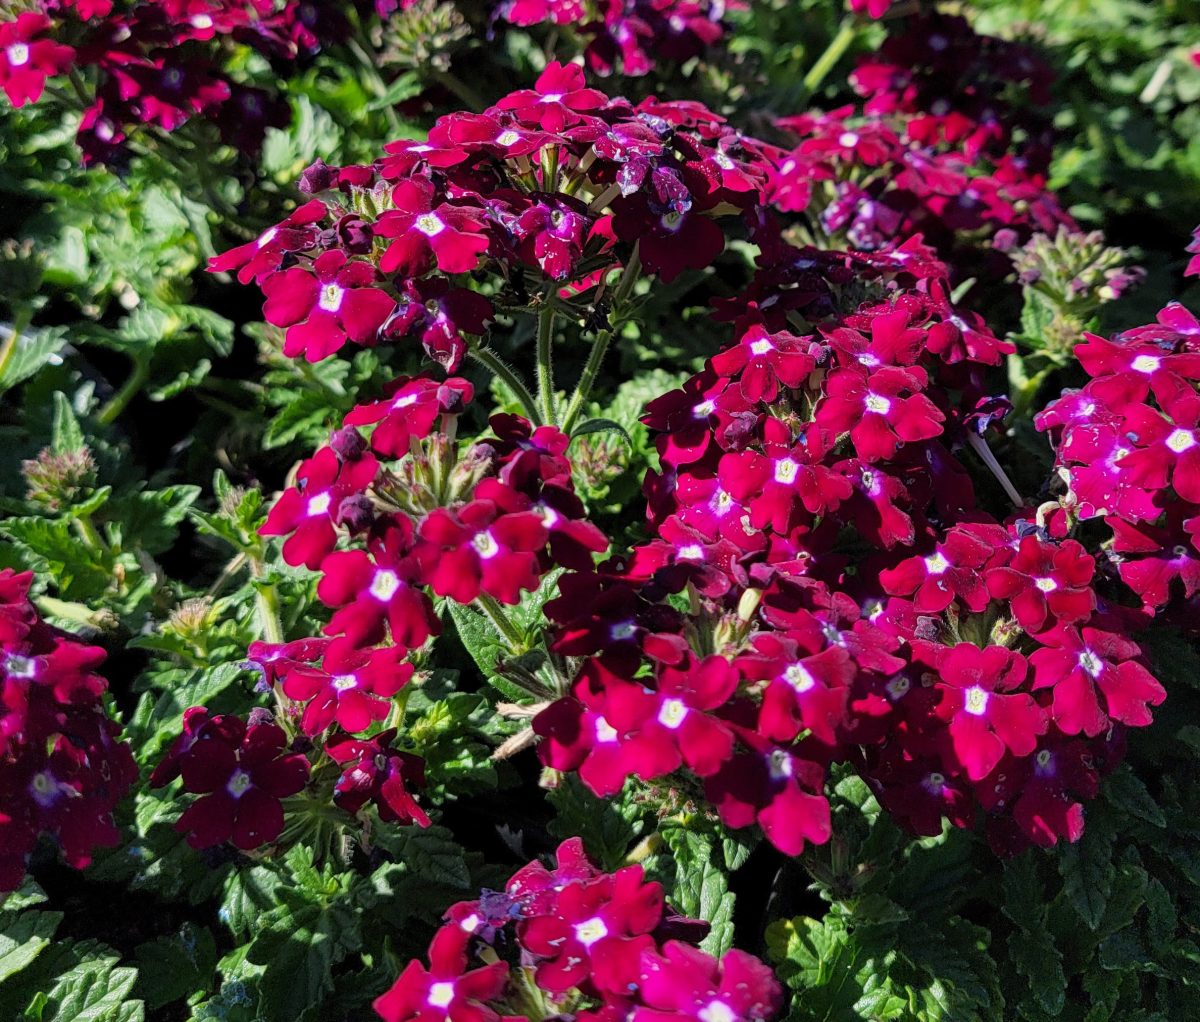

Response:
(1029, 625), (1166, 737)
(208, 199), (326, 285)
(933, 643), (1046, 781)
(984, 535), (1096, 632)
(0, 14), (74, 107)
(1109, 509), (1200, 608)
(709, 325), (819, 403)
(494, 60), (606, 132)
(817, 366), (945, 461)
(327, 729), (429, 826)
(280, 638), (413, 736)
(263, 250), (395, 362)
(880, 523), (1005, 613)
(635, 941), (784, 1022)
(374, 926), (507, 1022)
(260, 445), (379, 569)
(345, 376), (474, 458)
(374, 178), (491, 277)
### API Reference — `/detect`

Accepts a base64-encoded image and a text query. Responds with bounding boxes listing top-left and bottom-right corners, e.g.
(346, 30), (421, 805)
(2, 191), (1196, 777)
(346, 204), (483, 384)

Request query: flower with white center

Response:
(427, 982), (455, 1009)
(749, 337), (774, 356)
(306, 492), (331, 517)
(767, 749), (793, 781)
(924, 551), (950, 575)
(318, 284), (344, 313)
(864, 392), (891, 415)
(1131, 354), (1161, 374)
(415, 212), (446, 237)
(658, 698), (688, 730)
(539, 92), (564, 103)
(1078, 649), (1104, 678)
(6, 43), (30, 68)
(677, 543), (705, 562)
(191, 13), (214, 29)
(693, 399), (716, 418)
(1034, 576), (1058, 593)
(885, 675), (911, 700)
(226, 769), (253, 799)
(774, 458), (799, 484)
(1166, 428), (1196, 454)
(711, 489), (734, 515)
(594, 716), (619, 743)
(6, 654), (37, 678)
(370, 569), (401, 601)
(963, 686), (989, 716)
(496, 129), (521, 147)
(471, 530), (500, 559)
(573, 916), (608, 947)
(838, 131), (859, 148)
(331, 674), (358, 692)
(699, 1001), (736, 1022)
(783, 662), (816, 693)
(610, 620), (637, 642)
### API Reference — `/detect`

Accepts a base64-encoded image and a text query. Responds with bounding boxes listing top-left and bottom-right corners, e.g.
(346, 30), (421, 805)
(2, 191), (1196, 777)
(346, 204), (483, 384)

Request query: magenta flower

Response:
(373, 926), (508, 1022)
(709, 325), (819, 403)
(159, 712), (310, 850)
(345, 376), (474, 458)
(984, 535), (1096, 632)
(417, 496), (547, 606)
(317, 523), (440, 649)
(263, 250), (395, 362)
(0, 13), (74, 107)
(1109, 509), (1200, 608)
(1118, 397), (1200, 504)
(933, 643), (1046, 781)
(635, 941), (784, 1022)
(880, 523), (1005, 613)
(208, 199), (326, 285)
(374, 178), (491, 277)
(817, 366), (945, 462)
(259, 445), (379, 569)
(519, 865), (663, 995)
(1029, 625), (1166, 737)
(493, 60), (606, 131)
(280, 638), (413, 736)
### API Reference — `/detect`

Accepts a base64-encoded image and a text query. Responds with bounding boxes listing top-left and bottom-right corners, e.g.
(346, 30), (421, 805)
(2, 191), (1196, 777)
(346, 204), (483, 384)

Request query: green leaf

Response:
(0, 909), (62, 985)
(51, 392), (84, 453)
(378, 826), (471, 890)
(20, 949), (143, 1022)
(133, 925), (217, 1012)
(660, 828), (735, 956)
(1002, 856), (1066, 1016)
(446, 601), (506, 679)
(1060, 817), (1117, 930)
(1103, 768), (1165, 828)
(0, 325), (68, 394)
(571, 417), (632, 447)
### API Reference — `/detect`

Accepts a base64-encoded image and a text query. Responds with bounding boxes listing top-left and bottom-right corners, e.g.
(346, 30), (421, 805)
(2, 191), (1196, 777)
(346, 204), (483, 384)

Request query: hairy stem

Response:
(475, 592), (527, 651)
(468, 345), (543, 425)
(536, 306), (557, 425)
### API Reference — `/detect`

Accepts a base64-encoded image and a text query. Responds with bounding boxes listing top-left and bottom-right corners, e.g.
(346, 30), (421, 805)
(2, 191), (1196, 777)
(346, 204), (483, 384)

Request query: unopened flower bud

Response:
(329, 426), (367, 461)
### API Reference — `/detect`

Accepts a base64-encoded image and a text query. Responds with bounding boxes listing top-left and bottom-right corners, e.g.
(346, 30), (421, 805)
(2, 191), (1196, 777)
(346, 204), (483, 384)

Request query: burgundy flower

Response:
(327, 729), (429, 826)
(1109, 509), (1200, 608)
(374, 926), (508, 1022)
(0, 13), (74, 107)
(880, 523), (1005, 613)
(345, 376), (474, 459)
(161, 712), (309, 850)
(382, 280), (494, 373)
(1118, 396), (1200, 504)
(984, 535), (1096, 632)
(263, 250), (395, 362)
(933, 643), (1046, 781)
(318, 523), (440, 648)
(280, 638), (413, 736)
(260, 445), (379, 569)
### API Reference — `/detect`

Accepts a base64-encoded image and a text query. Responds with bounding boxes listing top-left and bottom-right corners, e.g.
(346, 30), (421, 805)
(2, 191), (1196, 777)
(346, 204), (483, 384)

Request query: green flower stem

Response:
(248, 554), (285, 646)
(802, 18), (857, 97)
(431, 69), (486, 112)
(559, 246), (641, 435)
(475, 592), (527, 651)
(468, 345), (543, 425)
(536, 306), (557, 425)
(98, 353), (151, 426)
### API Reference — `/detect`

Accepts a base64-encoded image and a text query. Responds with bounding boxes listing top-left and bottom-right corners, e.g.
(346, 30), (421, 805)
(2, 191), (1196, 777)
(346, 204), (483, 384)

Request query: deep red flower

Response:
(327, 729), (429, 826)
(208, 199), (326, 285)
(984, 535), (1096, 632)
(374, 178), (491, 277)
(817, 366), (945, 461)
(280, 638), (412, 736)
(0, 13), (74, 107)
(880, 523), (1005, 613)
(374, 925), (508, 1022)
(493, 60), (606, 131)
(635, 941), (784, 1022)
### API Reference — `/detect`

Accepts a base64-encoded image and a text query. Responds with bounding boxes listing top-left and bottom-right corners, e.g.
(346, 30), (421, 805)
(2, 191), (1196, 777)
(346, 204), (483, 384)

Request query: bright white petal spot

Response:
(1130, 354), (1160, 374)
(257, 226), (278, 248)
(427, 982), (455, 1009)
(699, 1002), (736, 1022)
(924, 551), (950, 575)
(1167, 428), (1196, 454)
(594, 716), (618, 743)
(963, 686), (989, 716)
(1034, 576), (1058, 593)
(749, 338), (774, 356)
(864, 392), (892, 415)
(1078, 649), (1104, 678)
(415, 212), (446, 237)
(226, 769), (253, 799)
(6, 44), (30, 68)
(496, 129), (521, 147)
(784, 662), (816, 693)
(677, 543), (705, 562)
(573, 916), (609, 947)
(471, 530), (500, 559)
(306, 492), (332, 517)
(332, 674), (358, 692)
(370, 570), (401, 601)
(318, 284), (344, 313)
(838, 131), (860, 148)
(774, 458), (799, 484)
(658, 698), (688, 730)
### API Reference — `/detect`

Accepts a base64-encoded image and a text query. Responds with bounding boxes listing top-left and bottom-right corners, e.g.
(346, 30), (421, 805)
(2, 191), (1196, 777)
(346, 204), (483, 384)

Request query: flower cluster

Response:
(497, 0), (738, 78)
(374, 837), (783, 1022)
(0, 569), (136, 891)
(0, 0), (361, 164)
(767, 12), (1069, 258)
(534, 227), (1169, 857)
(1037, 301), (1200, 620)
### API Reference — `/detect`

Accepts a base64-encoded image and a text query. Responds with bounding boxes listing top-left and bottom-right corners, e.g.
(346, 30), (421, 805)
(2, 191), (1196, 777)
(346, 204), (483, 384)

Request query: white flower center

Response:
(658, 698), (688, 729)
(415, 212), (446, 237)
(427, 982), (455, 1009)
(594, 716), (618, 743)
(964, 686), (989, 716)
(573, 916), (608, 947)
(712, 489), (734, 514)
(6, 654), (37, 678)
(29, 771), (63, 807)
(768, 749), (793, 780)
(1035, 749), (1054, 772)
(191, 13), (214, 28)
(749, 338), (774, 356)
(1035, 576), (1058, 593)
(332, 674), (358, 692)
(496, 129), (521, 147)
(699, 1002), (736, 1022)
(1078, 649), (1104, 678)
(774, 458), (799, 484)
(7, 43), (30, 68)
(1166, 428), (1195, 454)
(318, 284), (344, 313)
(1131, 354), (1160, 373)
(838, 131), (860, 148)
(784, 662), (816, 693)
(306, 492), (332, 516)
(693, 399), (716, 418)
(610, 621), (636, 642)
(864, 392), (891, 415)
(370, 569), (401, 601)
(677, 543), (705, 561)
(924, 551), (950, 575)
(227, 769), (253, 799)
(471, 530), (500, 559)
(886, 675), (910, 699)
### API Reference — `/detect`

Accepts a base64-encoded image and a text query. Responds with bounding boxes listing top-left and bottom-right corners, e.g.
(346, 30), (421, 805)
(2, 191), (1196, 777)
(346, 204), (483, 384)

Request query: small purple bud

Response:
(298, 158), (337, 194)
(330, 426), (367, 461)
(337, 494), (375, 534)
(247, 707), (276, 728)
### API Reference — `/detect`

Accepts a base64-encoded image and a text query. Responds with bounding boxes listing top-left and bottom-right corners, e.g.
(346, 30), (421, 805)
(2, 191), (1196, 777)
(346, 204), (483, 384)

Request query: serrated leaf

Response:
(1002, 856), (1065, 1016)
(1060, 819), (1117, 930)
(21, 951), (144, 1022)
(571, 417), (632, 446)
(0, 324), (68, 394)
(0, 909), (62, 984)
(1103, 767), (1165, 828)
(51, 392), (84, 453)
(133, 925), (217, 1012)
(661, 828), (735, 956)
(378, 826), (471, 889)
